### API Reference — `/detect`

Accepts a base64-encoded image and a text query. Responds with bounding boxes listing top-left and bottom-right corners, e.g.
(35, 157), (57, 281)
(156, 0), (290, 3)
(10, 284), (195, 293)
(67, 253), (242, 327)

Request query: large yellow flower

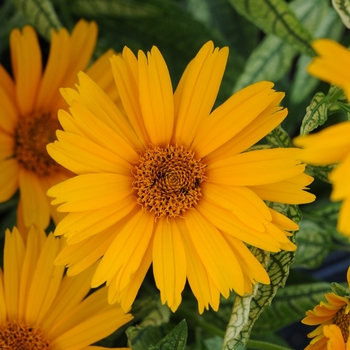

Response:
(294, 39), (350, 236)
(307, 39), (350, 100)
(0, 20), (117, 231)
(0, 226), (132, 349)
(302, 268), (350, 350)
(47, 41), (315, 313)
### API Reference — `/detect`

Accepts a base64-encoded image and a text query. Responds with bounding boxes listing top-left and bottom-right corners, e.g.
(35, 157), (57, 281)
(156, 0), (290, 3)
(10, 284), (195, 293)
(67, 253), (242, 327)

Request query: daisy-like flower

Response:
(0, 20), (117, 231)
(323, 325), (350, 350)
(302, 268), (350, 350)
(307, 39), (350, 100)
(0, 226), (132, 349)
(47, 41), (315, 313)
(294, 39), (350, 236)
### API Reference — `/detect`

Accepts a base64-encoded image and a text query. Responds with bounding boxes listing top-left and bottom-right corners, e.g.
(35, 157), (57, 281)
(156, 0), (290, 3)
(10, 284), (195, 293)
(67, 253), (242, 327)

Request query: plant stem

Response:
(246, 339), (292, 350)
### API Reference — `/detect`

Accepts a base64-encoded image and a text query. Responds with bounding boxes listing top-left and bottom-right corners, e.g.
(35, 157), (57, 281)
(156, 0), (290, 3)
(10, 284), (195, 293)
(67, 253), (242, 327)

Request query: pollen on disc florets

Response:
(133, 144), (206, 218)
(334, 305), (350, 342)
(0, 321), (51, 349)
(14, 112), (62, 177)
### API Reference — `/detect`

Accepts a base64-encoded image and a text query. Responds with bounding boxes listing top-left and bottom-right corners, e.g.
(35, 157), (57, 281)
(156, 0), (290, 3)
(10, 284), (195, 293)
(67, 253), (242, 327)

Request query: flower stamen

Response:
(133, 144), (206, 218)
(14, 112), (62, 176)
(334, 306), (350, 342)
(0, 321), (51, 349)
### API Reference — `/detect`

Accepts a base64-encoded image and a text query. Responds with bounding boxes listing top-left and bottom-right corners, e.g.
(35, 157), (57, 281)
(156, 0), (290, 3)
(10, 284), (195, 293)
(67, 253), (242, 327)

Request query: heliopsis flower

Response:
(294, 39), (350, 236)
(0, 226), (132, 349)
(323, 325), (350, 350)
(302, 267), (350, 350)
(47, 41), (315, 313)
(307, 39), (350, 100)
(0, 20), (117, 231)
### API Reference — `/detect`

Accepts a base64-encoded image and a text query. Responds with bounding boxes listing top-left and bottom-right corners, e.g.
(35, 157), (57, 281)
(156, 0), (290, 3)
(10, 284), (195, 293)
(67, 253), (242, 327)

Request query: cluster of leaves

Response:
(1, 0), (350, 349)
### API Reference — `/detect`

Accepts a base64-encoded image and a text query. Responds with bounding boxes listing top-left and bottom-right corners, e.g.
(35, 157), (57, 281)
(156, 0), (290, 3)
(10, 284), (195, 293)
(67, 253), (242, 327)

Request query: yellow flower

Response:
(302, 268), (350, 350)
(47, 41), (315, 313)
(0, 20), (117, 231)
(0, 226), (132, 349)
(294, 39), (350, 237)
(323, 325), (350, 350)
(294, 121), (350, 236)
(308, 39), (350, 100)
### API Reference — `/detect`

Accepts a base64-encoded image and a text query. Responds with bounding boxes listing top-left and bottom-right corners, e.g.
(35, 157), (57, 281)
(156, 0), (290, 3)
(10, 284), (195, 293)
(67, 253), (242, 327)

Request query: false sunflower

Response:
(47, 41), (315, 313)
(302, 268), (350, 350)
(0, 226), (132, 349)
(0, 20), (117, 231)
(294, 39), (350, 236)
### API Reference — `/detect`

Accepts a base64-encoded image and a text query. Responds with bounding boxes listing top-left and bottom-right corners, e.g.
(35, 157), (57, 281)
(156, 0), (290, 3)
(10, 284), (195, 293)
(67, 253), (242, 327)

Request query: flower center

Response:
(14, 112), (62, 177)
(133, 145), (206, 218)
(0, 321), (51, 349)
(334, 306), (350, 342)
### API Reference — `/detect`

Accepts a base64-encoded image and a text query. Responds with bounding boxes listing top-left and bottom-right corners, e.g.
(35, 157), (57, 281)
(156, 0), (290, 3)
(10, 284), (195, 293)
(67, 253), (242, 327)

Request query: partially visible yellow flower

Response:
(47, 41), (315, 313)
(0, 226), (132, 349)
(0, 20), (117, 232)
(294, 39), (350, 236)
(295, 122), (350, 236)
(302, 268), (350, 350)
(308, 39), (350, 100)
(323, 325), (350, 350)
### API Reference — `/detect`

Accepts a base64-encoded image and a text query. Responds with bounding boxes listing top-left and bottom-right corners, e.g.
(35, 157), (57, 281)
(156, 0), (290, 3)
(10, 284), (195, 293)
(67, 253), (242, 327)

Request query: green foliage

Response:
(228, 0), (314, 56)
(293, 220), (332, 269)
(332, 0), (350, 28)
(149, 320), (187, 350)
(12, 0), (61, 39)
(252, 282), (332, 333)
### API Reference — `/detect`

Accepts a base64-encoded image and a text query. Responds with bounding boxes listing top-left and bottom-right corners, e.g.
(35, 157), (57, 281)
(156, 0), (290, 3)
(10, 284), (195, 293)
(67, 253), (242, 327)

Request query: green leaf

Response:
(293, 220), (332, 269)
(204, 336), (224, 350)
(290, 2), (344, 104)
(148, 320), (188, 350)
(233, 0), (318, 92)
(300, 92), (329, 135)
(12, 0), (61, 39)
(331, 282), (348, 297)
(228, 0), (314, 56)
(266, 125), (292, 148)
(69, 0), (157, 17)
(222, 203), (300, 349)
(332, 0), (350, 28)
(307, 164), (335, 183)
(126, 302), (171, 350)
(252, 282), (332, 333)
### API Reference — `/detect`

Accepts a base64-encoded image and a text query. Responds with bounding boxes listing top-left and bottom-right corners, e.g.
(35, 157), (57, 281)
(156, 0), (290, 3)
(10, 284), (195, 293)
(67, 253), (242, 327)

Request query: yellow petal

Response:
(152, 218), (186, 311)
(176, 218), (220, 313)
(47, 173), (133, 212)
(19, 169), (50, 229)
(0, 270), (6, 323)
(91, 210), (153, 289)
(185, 209), (245, 297)
(193, 81), (281, 158)
(208, 148), (305, 186)
(0, 158), (19, 202)
(294, 121), (350, 165)
(4, 227), (25, 320)
(10, 26), (42, 116)
(138, 47), (174, 146)
(249, 173), (315, 204)
(173, 41), (228, 147)
(110, 48), (150, 148)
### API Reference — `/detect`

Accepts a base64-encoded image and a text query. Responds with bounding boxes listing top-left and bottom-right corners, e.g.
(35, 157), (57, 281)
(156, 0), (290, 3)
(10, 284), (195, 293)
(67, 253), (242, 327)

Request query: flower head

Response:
(308, 39), (350, 100)
(0, 20), (117, 231)
(294, 39), (350, 237)
(0, 226), (132, 349)
(47, 41), (315, 313)
(302, 268), (350, 350)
